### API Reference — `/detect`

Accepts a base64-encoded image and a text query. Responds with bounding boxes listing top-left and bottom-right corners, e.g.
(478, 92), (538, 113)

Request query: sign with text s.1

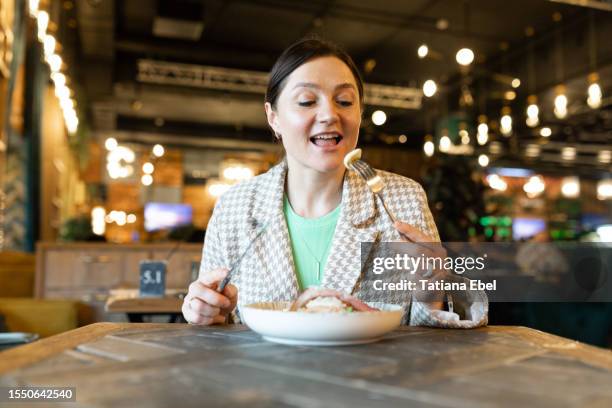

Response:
(139, 261), (167, 297)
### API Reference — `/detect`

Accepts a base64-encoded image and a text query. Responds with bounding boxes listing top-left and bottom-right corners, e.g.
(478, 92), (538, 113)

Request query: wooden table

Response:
(1, 324), (611, 407)
(105, 289), (184, 322)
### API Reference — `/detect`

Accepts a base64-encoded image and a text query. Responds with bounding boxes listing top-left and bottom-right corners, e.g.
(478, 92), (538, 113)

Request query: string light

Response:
(141, 174), (153, 186)
(540, 127), (552, 138)
(561, 146), (576, 161)
(105, 137), (118, 151)
(29, 8), (80, 136)
(526, 95), (539, 128)
(142, 162), (154, 174)
(423, 80), (437, 97)
(523, 175), (545, 198)
(439, 133), (451, 153)
(478, 154), (489, 167)
(561, 177), (580, 198)
(598, 150), (611, 164)
(486, 174), (507, 191)
(423, 134), (434, 157)
(500, 107), (512, 136)
(554, 85), (568, 119)
(587, 73), (602, 109)
(417, 44), (429, 58)
(152, 144), (165, 157)
(477, 116), (488, 145)
(372, 110), (387, 126)
(597, 179), (612, 200)
(456, 48), (474, 66)
(37, 11), (48, 41)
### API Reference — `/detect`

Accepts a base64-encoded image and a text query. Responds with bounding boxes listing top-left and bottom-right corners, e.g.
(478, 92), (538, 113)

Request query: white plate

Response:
(0, 332), (39, 345)
(239, 301), (404, 346)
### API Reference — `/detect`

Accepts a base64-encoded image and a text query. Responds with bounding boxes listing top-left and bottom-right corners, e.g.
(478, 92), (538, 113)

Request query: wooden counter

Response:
(1, 324), (611, 407)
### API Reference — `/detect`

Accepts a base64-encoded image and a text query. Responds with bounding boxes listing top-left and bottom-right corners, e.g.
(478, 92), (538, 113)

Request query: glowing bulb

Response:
(511, 78), (521, 88)
(417, 44), (429, 58)
(554, 93), (568, 119)
(152, 144), (165, 157)
(55, 84), (70, 100)
(105, 138), (118, 151)
(478, 154), (489, 167)
(424, 141), (434, 157)
(526, 117), (539, 128)
(598, 150), (611, 164)
(141, 174), (153, 186)
(423, 80), (437, 97)
(372, 110), (387, 126)
(398, 134), (407, 144)
(43, 34), (56, 58)
(477, 123), (488, 145)
(37, 11), (49, 40)
(587, 83), (602, 109)
(60, 98), (74, 111)
(527, 104), (539, 118)
(540, 127), (552, 137)
(48, 54), (62, 72)
(501, 115), (512, 136)
(597, 179), (612, 200)
(525, 144), (540, 158)
(29, 0), (39, 16)
(51, 72), (66, 87)
(439, 135), (451, 152)
(456, 48), (474, 66)
(486, 174), (507, 191)
(561, 177), (580, 198)
(142, 162), (154, 174)
(91, 206), (106, 236)
(523, 175), (545, 198)
(127, 214), (137, 224)
(561, 147), (576, 161)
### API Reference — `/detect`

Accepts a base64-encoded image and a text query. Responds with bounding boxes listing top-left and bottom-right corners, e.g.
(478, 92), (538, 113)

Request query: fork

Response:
(348, 157), (438, 253)
(217, 223), (267, 292)
(350, 159), (397, 224)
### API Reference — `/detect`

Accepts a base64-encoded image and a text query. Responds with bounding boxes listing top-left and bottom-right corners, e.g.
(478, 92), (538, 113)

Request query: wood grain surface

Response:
(1, 324), (611, 407)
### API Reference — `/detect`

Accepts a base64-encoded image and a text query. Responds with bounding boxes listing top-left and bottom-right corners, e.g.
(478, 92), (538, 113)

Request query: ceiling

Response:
(67, 0), (612, 174)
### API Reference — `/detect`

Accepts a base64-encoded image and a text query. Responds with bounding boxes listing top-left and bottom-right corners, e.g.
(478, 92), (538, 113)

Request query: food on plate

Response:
(288, 287), (379, 313)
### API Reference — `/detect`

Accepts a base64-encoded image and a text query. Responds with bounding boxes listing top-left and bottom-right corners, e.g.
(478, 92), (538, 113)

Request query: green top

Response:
(283, 195), (341, 290)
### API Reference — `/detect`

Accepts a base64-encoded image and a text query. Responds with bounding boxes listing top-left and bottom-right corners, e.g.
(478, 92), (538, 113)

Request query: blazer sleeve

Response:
(408, 183), (489, 329)
(199, 196), (229, 277)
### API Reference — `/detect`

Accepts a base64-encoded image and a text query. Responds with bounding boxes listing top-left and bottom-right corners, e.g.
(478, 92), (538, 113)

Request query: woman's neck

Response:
(285, 159), (344, 219)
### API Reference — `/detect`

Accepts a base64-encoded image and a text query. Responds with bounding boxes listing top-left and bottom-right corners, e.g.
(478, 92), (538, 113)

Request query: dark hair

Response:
(265, 38), (364, 110)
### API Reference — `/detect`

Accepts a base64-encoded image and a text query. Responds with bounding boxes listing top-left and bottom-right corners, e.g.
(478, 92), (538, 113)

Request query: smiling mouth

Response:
(309, 133), (343, 146)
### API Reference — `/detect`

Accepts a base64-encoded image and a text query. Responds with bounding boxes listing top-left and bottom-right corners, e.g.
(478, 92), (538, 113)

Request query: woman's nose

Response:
(316, 99), (339, 124)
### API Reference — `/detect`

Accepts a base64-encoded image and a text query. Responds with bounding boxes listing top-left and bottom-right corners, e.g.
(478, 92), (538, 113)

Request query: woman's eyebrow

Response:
(292, 82), (356, 91)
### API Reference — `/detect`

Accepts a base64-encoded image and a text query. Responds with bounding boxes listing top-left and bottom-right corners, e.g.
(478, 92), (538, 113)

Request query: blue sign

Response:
(139, 261), (167, 297)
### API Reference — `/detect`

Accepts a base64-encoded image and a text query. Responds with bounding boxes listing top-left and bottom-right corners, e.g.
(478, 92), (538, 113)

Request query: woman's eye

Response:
(338, 100), (353, 107)
(298, 101), (315, 107)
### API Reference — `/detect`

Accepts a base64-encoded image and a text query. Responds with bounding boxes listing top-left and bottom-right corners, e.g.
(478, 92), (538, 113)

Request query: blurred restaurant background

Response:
(0, 0), (610, 347)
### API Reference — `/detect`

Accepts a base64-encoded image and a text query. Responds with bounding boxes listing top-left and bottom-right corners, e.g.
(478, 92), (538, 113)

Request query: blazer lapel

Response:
(248, 160), (300, 300)
(322, 170), (381, 294)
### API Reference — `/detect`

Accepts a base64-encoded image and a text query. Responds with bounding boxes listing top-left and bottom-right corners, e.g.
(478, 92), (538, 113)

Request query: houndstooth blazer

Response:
(200, 160), (488, 328)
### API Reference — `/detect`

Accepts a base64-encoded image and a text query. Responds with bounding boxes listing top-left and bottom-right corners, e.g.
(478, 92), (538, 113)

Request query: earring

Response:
(275, 132), (282, 140)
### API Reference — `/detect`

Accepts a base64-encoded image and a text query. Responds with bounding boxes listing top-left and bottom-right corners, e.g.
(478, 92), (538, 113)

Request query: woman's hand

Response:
(393, 221), (447, 260)
(393, 221), (446, 310)
(182, 268), (238, 325)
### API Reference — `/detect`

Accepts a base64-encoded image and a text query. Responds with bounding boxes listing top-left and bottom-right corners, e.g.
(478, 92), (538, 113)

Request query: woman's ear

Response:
(264, 102), (279, 134)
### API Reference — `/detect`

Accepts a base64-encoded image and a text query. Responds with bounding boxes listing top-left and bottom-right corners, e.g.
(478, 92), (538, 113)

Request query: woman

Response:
(182, 38), (487, 328)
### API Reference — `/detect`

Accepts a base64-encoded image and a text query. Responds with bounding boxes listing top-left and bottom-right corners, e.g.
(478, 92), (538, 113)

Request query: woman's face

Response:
(265, 56), (362, 174)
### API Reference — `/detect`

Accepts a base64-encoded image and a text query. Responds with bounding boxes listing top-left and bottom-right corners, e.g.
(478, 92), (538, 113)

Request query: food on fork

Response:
(288, 287), (379, 313)
(343, 148), (362, 168)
